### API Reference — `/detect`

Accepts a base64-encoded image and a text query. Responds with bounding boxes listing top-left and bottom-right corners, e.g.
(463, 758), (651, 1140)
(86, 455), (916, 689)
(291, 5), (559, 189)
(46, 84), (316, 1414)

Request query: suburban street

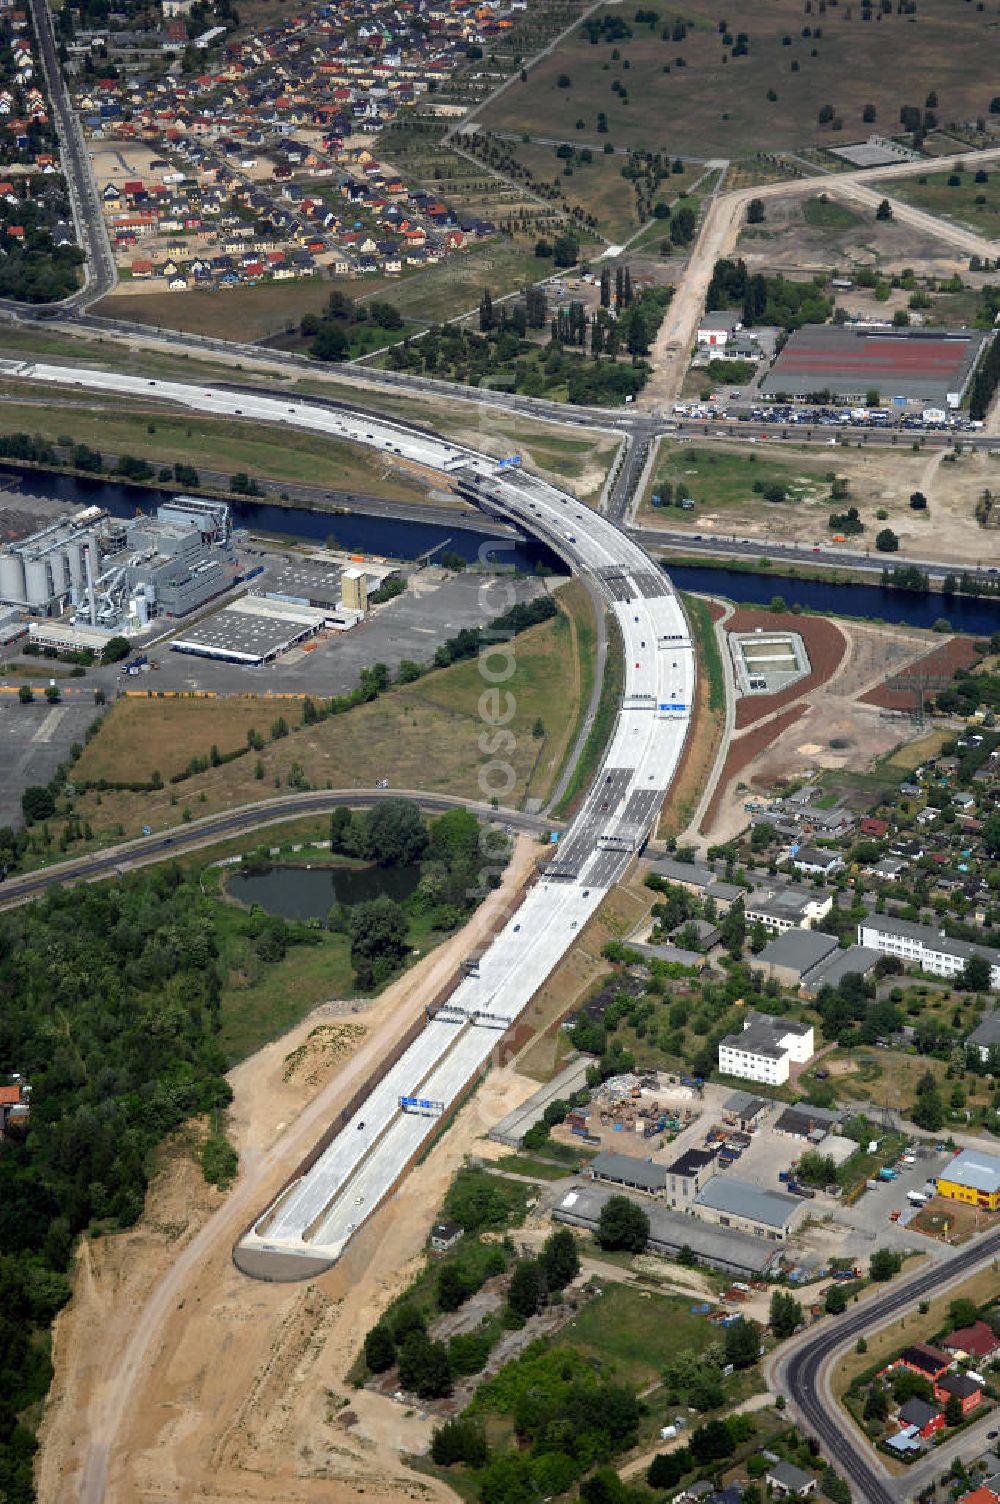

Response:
(771, 1230), (1000, 1503)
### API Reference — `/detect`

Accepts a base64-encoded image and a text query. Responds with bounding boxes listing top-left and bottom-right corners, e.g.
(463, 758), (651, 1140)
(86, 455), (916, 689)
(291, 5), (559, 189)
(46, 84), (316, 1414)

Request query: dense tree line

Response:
(0, 868), (321, 1498)
(706, 257), (833, 329)
(969, 332), (1000, 422)
(302, 291), (403, 362)
(327, 802), (509, 986)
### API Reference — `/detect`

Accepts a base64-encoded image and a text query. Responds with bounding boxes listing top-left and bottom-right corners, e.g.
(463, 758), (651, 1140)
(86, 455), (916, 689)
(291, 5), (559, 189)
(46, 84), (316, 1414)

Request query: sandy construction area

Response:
(641, 437), (1000, 566)
(38, 837), (541, 1504)
(703, 618), (945, 844)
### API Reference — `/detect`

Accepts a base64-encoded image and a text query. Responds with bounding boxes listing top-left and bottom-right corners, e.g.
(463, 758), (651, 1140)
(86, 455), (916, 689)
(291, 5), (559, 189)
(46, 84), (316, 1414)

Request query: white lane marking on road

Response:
(32, 708), (67, 743)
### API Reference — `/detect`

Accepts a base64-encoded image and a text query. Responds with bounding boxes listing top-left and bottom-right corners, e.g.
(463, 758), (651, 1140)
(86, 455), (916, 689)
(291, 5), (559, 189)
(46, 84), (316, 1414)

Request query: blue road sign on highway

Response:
(659, 702), (687, 712)
(142, 824), (152, 836)
(497, 455), (521, 469)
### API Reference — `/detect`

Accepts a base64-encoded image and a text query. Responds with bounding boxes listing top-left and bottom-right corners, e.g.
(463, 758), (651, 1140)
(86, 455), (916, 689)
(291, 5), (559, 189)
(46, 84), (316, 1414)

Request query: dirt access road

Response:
(640, 144), (1000, 412)
(41, 836), (539, 1504)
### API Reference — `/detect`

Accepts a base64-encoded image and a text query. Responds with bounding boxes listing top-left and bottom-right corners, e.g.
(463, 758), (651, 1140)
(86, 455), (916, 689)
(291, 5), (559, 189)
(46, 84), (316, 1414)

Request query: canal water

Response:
(0, 466), (561, 571)
(5, 467), (1000, 632)
(226, 861), (422, 921)
(664, 563), (1000, 635)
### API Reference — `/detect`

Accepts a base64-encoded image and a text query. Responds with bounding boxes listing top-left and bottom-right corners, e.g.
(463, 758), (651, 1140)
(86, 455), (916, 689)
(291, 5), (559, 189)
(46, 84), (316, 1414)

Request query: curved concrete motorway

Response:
(0, 790), (556, 909)
(772, 1229), (1000, 1504)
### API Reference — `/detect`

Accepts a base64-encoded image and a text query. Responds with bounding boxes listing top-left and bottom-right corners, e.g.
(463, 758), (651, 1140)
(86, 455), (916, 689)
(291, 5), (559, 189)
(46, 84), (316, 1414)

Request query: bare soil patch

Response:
(737, 191), (958, 278)
(700, 704), (806, 833)
(861, 635), (981, 710)
(701, 617), (944, 844)
(38, 841), (539, 1504)
(729, 609), (847, 729)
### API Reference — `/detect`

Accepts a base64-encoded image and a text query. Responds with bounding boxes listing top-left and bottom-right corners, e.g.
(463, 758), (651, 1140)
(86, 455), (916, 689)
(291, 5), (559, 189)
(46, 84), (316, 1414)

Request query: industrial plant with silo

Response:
(0, 497), (236, 650)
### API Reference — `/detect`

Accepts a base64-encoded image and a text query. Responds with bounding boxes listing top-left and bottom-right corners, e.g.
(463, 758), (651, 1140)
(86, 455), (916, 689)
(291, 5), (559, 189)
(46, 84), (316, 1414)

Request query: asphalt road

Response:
(0, 789), (557, 908)
(775, 1228), (1000, 1503)
(11, 0), (116, 315)
(628, 524), (996, 583)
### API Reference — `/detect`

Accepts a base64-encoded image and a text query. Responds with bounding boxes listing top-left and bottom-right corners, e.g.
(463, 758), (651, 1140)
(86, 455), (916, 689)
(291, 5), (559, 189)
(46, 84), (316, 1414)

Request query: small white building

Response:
(746, 884), (833, 934)
(792, 845), (843, 878)
(696, 310), (741, 349)
(718, 1011), (815, 1086)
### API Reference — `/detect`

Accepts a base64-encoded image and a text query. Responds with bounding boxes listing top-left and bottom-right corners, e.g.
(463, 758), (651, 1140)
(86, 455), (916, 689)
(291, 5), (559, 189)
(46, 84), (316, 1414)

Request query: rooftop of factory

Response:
(169, 595), (328, 664)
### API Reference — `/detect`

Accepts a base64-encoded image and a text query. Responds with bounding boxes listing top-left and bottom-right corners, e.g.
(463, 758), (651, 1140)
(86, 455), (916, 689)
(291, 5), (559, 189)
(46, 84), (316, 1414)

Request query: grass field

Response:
(216, 920), (358, 1062)
(0, 324), (296, 389)
(0, 323), (619, 499)
(832, 1265), (995, 1400)
(894, 166), (1000, 238)
(553, 1283), (715, 1387)
(801, 196), (863, 231)
(0, 392), (427, 503)
(352, 239), (566, 325)
(882, 728), (952, 772)
(480, 0), (1000, 158)
(490, 138), (642, 241)
(74, 696), (273, 783)
(826, 1046), (993, 1117)
(202, 837), (484, 1060)
(554, 610), (622, 817)
(96, 279), (340, 340)
(641, 441), (835, 527)
(71, 589), (588, 841)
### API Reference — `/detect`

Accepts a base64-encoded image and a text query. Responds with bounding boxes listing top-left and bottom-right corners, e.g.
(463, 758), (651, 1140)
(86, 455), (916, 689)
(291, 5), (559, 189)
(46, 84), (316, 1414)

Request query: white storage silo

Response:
(0, 552), (25, 605)
(25, 557), (52, 609)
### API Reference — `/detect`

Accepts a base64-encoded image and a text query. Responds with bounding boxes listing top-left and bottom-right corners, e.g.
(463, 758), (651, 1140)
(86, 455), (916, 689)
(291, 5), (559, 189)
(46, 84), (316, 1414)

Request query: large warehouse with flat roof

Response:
(169, 596), (328, 664)
(760, 326), (990, 408)
(552, 1183), (784, 1276)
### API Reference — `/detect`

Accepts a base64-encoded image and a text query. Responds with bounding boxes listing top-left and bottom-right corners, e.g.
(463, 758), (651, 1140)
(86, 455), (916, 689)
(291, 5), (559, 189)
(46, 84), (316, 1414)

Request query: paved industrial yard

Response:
(0, 693), (99, 830)
(148, 569), (548, 696)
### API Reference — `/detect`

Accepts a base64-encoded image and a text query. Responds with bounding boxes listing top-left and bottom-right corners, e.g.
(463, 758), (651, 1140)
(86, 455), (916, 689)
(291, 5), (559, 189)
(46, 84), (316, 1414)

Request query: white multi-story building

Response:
(858, 916), (1000, 990)
(718, 1012), (815, 1086)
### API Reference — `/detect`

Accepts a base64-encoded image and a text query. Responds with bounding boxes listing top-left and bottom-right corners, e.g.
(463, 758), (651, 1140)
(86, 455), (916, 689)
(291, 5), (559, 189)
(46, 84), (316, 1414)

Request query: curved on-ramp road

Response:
(771, 1229), (1000, 1504)
(0, 790), (556, 908)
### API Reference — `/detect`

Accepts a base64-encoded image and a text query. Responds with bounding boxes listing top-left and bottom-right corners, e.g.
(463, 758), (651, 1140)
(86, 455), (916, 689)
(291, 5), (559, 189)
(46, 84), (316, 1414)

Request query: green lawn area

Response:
(0, 325), (291, 389)
(641, 440), (834, 522)
(895, 168), (1000, 238)
(366, 239), (576, 323)
(208, 849), (491, 1062)
(552, 1282), (716, 1387)
(801, 195), (863, 230)
(553, 609), (623, 817)
(216, 923), (357, 1063)
(0, 391), (427, 503)
(493, 1155), (577, 1180)
(409, 578), (593, 809)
